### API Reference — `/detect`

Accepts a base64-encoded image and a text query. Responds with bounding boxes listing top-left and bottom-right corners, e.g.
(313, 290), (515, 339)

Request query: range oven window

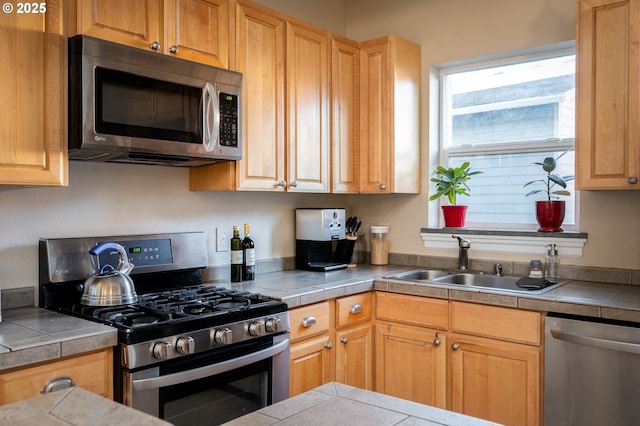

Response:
(94, 67), (203, 143)
(161, 358), (270, 425)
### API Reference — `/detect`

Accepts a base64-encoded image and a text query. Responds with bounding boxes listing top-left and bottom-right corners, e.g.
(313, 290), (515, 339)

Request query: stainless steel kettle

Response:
(81, 242), (138, 306)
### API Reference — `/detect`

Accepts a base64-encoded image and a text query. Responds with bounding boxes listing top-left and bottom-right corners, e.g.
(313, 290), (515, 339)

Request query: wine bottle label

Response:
(231, 250), (243, 264)
(244, 248), (256, 266)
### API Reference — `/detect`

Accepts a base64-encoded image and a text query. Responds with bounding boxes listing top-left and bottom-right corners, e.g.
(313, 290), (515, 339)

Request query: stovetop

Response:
(62, 285), (287, 344)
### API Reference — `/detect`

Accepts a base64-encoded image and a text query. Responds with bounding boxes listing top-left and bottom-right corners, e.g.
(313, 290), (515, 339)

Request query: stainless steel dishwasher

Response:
(545, 314), (640, 425)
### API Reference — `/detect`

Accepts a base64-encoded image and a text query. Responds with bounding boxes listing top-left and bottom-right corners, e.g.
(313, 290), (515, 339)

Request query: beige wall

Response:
(257, 0), (640, 270)
(1, 0), (639, 295)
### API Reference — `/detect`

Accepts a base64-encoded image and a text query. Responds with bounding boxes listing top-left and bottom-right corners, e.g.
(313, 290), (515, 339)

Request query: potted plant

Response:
(429, 162), (482, 228)
(523, 151), (574, 232)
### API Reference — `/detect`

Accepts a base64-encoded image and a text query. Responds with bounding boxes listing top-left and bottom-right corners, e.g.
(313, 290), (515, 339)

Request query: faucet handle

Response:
(493, 263), (503, 276)
(452, 235), (471, 248)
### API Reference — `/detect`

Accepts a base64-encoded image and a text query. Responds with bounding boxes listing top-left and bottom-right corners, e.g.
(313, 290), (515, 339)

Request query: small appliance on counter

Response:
(295, 208), (354, 271)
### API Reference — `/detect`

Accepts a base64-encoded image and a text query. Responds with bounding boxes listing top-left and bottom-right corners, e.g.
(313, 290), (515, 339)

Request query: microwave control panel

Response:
(219, 92), (239, 147)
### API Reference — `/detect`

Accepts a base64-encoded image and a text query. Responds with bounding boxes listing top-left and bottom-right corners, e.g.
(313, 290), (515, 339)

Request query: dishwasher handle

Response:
(550, 329), (640, 354)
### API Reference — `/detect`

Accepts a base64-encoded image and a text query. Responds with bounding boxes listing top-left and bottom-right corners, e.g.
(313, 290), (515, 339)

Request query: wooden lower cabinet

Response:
(289, 332), (335, 397)
(0, 348), (113, 405)
(375, 322), (446, 408)
(289, 293), (373, 396)
(449, 333), (540, 426)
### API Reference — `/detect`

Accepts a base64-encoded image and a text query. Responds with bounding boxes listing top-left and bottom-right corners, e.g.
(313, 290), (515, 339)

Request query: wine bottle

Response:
(242, 223), (256, 280)
(230, 225), (243, 282)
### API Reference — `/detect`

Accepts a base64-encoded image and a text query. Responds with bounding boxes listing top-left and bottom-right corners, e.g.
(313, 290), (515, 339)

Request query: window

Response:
(438, 47), (576, 229)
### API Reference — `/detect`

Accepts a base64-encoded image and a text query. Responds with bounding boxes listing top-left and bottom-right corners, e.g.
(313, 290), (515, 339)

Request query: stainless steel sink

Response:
(385, 269), (452, 281)
(384, 269), (567, 294)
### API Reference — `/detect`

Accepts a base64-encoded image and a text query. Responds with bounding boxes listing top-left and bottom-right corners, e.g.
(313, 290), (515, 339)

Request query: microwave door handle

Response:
(203, 82), (220, 151)
(131, 338), (290, 391)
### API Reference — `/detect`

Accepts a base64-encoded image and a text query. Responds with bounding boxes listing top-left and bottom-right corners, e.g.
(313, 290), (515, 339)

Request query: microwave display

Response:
(95, 67), (203, 144)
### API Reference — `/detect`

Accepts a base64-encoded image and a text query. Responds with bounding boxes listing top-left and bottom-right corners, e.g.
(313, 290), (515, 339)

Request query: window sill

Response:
(420, 228), (587, 257)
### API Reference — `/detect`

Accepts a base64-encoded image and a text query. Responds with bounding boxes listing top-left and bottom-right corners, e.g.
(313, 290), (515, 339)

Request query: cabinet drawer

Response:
(451, 301), (542, 345)
(376, 292), (448, 330)
(290, 301), (331, 342)
(336, 293), (371, 328)
(0, 348), (113, 405)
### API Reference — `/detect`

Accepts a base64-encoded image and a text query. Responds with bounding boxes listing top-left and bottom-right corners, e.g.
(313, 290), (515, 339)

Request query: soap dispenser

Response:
(545, 244), (559, 282)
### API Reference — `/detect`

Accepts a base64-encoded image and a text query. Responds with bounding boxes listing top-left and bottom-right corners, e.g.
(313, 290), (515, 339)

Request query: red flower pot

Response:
(442, 205), (467, 228)
(536, 200), (565, 232)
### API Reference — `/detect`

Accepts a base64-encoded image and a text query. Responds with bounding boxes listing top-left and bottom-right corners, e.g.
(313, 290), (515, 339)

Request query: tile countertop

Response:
(0, 307), (117, 371)
(218, 264), (640, 323)
(0, 386), (170, 426)
(223, 382), (501, 426)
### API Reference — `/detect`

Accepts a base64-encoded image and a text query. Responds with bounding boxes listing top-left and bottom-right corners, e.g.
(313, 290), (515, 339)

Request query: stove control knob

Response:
(152, 341), (172, 360)
(176, 336), (196, 355)
(213, 328), (232, 345)
(265, 317), (282, 333)
(248, 321), (266, 337)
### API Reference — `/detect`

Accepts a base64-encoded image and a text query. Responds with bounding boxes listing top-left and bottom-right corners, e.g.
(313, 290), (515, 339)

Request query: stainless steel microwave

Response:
(68, 35), (242, 167)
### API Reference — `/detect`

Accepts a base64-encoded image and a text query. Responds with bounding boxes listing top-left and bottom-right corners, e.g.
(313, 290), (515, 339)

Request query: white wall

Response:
(2, 0), (639, 295)
(258, 0), (640, 270)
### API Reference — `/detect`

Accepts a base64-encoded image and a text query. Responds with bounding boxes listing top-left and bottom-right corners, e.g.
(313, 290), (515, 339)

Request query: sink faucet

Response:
(452, 235), (471, 270)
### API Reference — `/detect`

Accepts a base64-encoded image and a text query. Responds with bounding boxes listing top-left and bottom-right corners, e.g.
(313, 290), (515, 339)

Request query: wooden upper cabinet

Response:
(73, 0), (229, 68)
(286, 20), (330, 192)
(0, 0), (68, 186)
(331, 34), (360, 193)
(360, 36), (421, 194)
(576, 0), (640, 189)
(191, 1), (331, 192)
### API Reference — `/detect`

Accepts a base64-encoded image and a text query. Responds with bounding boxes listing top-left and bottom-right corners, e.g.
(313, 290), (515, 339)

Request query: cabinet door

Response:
(449, 333), (540, 426)
(359, 36), (421, 194)
(336, 323), (372, 390)
(75, 0), (162, 51)
(360, 38), (391, 193)
(234, 0), (286, 190)
(331, 34), (360, 193)
(375, 322), (446, 408)
(0, 349), (113, 405)
(576, 0), (640, 189)
(286, 21), (330, 193)
(0, 0), (67, 186)
(165, 0), (229, 67)
(289, 333), (335, 397)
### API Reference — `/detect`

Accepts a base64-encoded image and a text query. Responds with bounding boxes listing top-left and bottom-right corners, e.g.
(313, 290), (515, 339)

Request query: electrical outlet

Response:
(216, 227), (229, 252)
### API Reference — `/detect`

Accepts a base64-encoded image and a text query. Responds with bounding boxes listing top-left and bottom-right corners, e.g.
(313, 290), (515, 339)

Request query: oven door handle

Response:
(132, 338), (290, 391)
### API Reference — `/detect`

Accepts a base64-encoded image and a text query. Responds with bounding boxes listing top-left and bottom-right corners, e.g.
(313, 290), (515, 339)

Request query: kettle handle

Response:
(89, 242), (133, 275)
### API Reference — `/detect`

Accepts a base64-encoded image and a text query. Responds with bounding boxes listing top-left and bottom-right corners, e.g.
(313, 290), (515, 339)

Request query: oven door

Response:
(123, 334), (289, 425)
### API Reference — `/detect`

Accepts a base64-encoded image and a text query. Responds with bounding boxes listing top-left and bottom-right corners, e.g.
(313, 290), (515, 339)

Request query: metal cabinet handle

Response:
(341, 337), (348, 344)
(325, 342), (333, 349)
(433, 333), (441, 347)
(276, 180), (287, 188)
(301, 316), (316, 328)
(451, 343), (459, 351)
(349, 304), (362, 315)
(41, 376), (75, 394)
(629, 177), (638, 184)
(379, 183), (387, 190)
(290, 181), (298, 188)
(150, 41), (160, 50)
(169, 45), (179, 54)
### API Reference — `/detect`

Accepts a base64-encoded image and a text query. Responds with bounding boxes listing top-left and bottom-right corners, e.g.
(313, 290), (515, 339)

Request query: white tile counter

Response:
(223, 382), (501, 426)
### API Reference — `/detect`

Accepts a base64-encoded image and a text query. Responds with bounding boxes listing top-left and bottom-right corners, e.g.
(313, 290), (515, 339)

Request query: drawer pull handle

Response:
(325, 342), (333, 349)
(349, 304), (362, 315)
(301, 316), (316, 328)
(341, 337), (348, 344)
(41, 376), (75, 394)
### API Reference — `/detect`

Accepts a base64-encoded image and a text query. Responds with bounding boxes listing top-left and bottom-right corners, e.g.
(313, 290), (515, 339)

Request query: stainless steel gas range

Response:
(39, 232), (290, 425)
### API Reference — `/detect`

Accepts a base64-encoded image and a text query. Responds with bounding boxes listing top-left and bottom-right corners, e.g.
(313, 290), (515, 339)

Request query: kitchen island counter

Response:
(0, 386), (170, 425)
(223, 382), (501, 426)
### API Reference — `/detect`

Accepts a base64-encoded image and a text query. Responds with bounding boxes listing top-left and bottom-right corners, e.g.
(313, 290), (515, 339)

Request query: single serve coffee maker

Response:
(295, 208), (353, 271)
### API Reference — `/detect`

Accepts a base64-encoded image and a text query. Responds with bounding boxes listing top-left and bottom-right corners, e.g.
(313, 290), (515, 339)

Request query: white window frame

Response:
(435, 43), (579, 231)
